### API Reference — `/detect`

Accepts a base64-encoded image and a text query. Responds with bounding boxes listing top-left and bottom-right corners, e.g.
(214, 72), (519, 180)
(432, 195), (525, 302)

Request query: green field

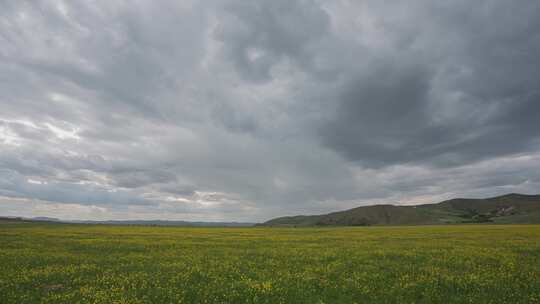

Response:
(1, 224), (540, 303)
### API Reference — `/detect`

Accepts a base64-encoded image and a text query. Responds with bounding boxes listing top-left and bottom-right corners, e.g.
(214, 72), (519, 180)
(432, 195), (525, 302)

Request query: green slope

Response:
(262, 193), (540, 226)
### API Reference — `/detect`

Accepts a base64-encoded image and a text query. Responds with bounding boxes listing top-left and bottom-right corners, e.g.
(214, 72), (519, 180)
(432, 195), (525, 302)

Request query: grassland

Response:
(1, 223), (540, 303)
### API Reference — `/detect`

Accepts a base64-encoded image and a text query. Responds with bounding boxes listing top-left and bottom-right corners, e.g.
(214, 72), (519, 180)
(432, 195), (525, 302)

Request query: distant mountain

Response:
(0, 216), (254, 227)
(0, 216), (29, 223)
(0, 216), (60, 223)
(69, 220), (255, 227)
(261, 193), (540, 226)
(31, 217), (60, 222)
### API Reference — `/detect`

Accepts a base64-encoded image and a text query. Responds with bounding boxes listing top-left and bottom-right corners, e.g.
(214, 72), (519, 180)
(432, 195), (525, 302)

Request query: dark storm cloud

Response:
(321, 62), (441, 167)
(319, 0), (540, 167)
(1, 0), (540, 221)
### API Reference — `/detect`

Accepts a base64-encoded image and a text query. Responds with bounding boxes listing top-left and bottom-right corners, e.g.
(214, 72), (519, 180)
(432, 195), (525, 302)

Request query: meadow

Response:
(1, 223), (539, 303)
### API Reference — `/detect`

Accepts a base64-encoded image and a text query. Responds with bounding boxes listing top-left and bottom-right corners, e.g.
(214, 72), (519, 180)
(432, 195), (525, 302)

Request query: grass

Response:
(1, 223), (540, 303)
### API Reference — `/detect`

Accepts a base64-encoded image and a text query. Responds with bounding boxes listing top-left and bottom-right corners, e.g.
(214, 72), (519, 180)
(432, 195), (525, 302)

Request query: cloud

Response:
(319, 0), (540, 167)
(215, 0), (330, 82)
(0, 0), (539, 222)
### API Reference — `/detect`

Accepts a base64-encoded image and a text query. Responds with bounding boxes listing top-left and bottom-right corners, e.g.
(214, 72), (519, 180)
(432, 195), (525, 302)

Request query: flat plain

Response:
(1, 223), (539, 303)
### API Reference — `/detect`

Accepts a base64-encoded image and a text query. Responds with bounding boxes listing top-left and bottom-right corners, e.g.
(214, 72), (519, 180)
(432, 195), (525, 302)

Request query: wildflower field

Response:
(1, 223), (539, 303)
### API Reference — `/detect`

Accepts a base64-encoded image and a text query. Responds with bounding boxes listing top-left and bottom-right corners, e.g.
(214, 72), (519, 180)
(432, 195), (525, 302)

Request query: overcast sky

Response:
(1, 0), (540, 222)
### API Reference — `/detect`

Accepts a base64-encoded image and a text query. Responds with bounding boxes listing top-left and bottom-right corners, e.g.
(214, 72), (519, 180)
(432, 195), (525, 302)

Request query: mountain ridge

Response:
(262, 193), (540, 226)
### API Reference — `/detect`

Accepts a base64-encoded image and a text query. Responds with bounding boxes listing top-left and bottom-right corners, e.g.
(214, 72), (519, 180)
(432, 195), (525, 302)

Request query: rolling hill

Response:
(262, 193), (540, 226)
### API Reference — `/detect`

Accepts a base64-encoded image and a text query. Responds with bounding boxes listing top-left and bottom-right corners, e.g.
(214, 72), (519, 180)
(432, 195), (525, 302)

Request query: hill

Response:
(262, 193), (540, 226)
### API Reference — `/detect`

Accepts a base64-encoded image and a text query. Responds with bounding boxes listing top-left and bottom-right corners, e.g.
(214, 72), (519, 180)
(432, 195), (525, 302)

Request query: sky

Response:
(1, 0), (540, 222)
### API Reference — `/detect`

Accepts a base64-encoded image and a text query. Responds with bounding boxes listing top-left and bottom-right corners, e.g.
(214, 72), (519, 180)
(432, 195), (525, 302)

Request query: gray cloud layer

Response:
(1, 0), (540, 221)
